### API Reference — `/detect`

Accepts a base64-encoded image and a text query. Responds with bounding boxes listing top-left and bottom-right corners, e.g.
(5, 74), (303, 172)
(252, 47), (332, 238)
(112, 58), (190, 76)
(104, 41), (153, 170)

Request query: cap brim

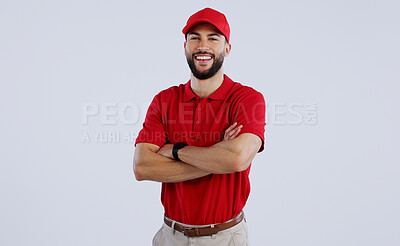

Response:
(182, 19), (224, 37)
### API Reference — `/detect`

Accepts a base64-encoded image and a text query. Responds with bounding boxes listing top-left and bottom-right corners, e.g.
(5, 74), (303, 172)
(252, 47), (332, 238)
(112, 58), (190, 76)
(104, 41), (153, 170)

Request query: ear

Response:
(224, 43), (232, 57)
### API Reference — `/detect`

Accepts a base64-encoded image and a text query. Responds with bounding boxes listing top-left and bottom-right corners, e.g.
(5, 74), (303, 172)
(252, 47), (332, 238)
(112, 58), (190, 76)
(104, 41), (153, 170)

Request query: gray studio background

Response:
(1, 0), (399, 245)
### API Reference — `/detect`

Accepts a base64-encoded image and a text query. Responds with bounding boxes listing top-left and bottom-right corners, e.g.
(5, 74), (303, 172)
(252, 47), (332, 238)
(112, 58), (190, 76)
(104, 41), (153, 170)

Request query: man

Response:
(133, 7), (266, 246)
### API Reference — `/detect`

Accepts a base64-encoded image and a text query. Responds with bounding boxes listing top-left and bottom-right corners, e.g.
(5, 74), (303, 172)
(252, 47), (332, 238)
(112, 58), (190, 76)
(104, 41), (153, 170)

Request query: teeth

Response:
(196, 56), (211, 60)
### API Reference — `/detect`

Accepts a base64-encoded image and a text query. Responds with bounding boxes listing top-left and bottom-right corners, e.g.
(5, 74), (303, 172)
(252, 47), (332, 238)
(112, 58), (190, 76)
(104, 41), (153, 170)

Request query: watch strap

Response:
(172, 142), (187, 161)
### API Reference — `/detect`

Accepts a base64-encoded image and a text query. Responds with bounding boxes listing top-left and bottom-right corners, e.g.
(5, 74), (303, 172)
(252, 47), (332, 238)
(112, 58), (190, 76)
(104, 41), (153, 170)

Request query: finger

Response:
(223, 122), (237, 139)
(228, 125), (242, 139)
(231, 126), (243, 139)
(224, 130), (235, 140)
(226, 126), (238, 138)
(225, 122), (237, 133)
(226, 125), (242, 139)
(228, 124), (242, 135)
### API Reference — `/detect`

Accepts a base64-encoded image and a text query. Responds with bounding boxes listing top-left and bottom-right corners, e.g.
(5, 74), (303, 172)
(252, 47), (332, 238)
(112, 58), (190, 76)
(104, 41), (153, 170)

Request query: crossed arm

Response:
(133, 123), (262, 183)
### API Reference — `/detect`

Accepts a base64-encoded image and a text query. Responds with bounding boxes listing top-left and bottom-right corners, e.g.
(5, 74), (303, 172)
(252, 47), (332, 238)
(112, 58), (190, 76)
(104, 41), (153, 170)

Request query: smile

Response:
(194, 55), (212, 61)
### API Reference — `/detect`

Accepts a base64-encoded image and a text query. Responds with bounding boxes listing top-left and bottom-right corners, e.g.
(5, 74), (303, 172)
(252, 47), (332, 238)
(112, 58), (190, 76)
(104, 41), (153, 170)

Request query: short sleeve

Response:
(135, 93), (167, 148)
(233, 90), (266, 152)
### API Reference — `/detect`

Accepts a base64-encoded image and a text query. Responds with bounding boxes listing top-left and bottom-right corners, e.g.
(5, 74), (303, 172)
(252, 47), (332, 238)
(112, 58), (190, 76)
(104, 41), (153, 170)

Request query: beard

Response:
(185, 50), (225, 80)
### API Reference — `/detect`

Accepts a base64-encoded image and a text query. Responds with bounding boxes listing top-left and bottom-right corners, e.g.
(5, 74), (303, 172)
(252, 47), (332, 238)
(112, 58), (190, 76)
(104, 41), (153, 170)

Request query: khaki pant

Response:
(152, 217), (250, 246)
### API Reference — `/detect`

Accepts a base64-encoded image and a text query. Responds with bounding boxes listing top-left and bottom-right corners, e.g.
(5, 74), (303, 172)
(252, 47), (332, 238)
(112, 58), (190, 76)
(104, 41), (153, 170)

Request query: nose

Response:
(197, 39), (209, 52)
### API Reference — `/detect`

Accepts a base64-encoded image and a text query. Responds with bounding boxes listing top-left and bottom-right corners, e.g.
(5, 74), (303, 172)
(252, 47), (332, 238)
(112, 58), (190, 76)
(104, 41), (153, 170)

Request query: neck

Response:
(190, 68), (225, 99)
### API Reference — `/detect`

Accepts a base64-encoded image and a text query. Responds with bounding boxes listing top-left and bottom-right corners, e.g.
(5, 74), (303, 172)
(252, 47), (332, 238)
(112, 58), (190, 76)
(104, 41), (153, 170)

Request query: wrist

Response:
(172, 142), (187, 161)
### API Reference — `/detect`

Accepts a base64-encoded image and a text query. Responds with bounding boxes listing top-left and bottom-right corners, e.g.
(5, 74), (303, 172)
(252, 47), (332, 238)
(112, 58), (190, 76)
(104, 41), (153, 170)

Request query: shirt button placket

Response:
(196, 107), (201, 125)
(194, 99), (201, 129)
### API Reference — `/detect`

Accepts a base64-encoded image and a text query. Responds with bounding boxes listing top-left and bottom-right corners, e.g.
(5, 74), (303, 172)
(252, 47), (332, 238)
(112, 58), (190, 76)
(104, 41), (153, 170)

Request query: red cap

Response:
(182, 8), (230, 43)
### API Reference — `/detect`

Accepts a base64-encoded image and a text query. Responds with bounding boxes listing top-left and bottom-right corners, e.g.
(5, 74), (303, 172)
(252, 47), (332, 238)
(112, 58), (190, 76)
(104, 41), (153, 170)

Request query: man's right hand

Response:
(223, 122), (243, 141)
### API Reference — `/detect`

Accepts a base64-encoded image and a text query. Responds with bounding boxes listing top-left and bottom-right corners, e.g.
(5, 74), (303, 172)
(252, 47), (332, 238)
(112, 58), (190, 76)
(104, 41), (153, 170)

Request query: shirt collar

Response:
(183, 74), (234, 102)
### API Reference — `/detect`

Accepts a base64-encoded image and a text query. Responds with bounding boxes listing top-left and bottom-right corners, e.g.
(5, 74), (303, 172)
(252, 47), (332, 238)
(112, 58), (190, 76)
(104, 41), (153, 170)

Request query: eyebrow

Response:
(188, 32), (221, 38)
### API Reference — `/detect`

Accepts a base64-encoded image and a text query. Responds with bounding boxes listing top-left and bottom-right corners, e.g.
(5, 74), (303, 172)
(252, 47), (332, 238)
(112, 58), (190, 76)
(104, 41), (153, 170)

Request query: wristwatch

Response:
(172, 142), (187, 161)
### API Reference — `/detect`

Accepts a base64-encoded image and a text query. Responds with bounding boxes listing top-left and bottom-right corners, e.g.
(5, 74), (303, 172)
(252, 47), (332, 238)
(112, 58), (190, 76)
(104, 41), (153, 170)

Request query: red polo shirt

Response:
(135, 74), (266, 225)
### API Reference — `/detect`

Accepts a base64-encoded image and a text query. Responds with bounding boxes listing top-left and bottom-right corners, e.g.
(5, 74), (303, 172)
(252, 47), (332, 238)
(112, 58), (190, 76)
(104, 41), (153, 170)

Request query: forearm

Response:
(134, 146), (210, 183)
(178, 138), (244, 174)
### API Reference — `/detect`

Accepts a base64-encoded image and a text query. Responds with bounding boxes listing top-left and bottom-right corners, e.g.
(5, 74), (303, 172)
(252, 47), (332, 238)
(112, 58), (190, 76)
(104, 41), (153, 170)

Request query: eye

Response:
(209, 38), (218, 41)
(190, 37), (200, 40)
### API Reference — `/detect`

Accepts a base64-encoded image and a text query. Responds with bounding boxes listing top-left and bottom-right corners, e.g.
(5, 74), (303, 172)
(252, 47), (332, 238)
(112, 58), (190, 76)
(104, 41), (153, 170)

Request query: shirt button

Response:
(196, 121), (200, 124)
(197, 108), (201, 111)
